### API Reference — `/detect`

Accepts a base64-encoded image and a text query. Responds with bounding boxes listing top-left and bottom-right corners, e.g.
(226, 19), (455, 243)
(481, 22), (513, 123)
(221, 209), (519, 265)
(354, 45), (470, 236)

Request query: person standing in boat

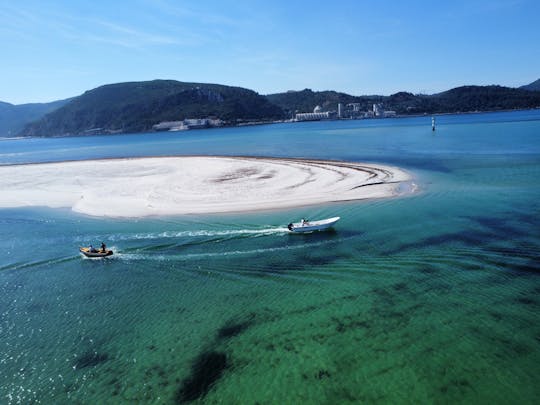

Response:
(100, 242), (106, 253)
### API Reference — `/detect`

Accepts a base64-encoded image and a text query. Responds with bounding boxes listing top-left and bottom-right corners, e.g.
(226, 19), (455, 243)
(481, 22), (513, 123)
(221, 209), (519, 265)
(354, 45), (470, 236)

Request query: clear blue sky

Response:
(1, 0), (539, 104)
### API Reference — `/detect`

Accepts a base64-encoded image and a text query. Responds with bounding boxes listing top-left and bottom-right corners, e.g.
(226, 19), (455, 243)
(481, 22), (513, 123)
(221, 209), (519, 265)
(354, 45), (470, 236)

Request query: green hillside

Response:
(520, 78), (540, 91)
(428, 85), (540, 112)
(15, 80), (540, 138)
(0, 99), (70, 137)
(266, 89), (369, 116)
(20, 80), (285, 137)
(267, 86), (540, 115)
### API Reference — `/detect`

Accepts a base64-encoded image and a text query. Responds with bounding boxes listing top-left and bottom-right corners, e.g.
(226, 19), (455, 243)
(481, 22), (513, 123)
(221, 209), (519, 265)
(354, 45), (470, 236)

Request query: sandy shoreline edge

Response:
(0, 156), (414, 217)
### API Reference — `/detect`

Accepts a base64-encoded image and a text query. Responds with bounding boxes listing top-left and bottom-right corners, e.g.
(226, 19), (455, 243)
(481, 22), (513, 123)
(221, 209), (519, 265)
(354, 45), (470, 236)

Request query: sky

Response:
(1, 0), (539, 104)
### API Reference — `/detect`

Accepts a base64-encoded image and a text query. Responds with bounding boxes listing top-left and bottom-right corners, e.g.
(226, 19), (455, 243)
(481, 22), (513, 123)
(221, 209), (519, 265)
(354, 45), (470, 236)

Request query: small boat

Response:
(287, 217), (340, 233)
(79, 247), (113, 258)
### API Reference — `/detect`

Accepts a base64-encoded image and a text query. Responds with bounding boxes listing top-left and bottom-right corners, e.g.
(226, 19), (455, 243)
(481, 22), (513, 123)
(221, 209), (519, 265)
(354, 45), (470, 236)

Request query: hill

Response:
(267, 85), (540, 116)
(20, 80), (285, 137)
(266, 89), (369, 116)
(426, 85), (540, 113)
(15, 80), (540, 137)
(520, 78), (540, 91)
(0, 99), (70, 137)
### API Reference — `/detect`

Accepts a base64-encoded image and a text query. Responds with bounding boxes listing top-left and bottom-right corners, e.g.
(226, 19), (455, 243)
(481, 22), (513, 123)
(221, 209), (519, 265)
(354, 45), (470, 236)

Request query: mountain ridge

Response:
(19, 80), (285, 137)
(520, 78), (540, 91)
(5, 78), (540, 137)
(267, 84), (540, 117)
(0, 99), (71, 137)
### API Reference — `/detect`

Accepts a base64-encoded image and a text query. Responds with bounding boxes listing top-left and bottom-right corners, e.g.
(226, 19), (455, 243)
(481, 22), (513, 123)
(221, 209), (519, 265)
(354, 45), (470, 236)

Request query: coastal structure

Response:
(295, 111), (332, 121)
(306, 102), (398, 120)
(152, 121), (188, 131)
(295, 105), (332, 121)
(293, 101), (400, 123)
(153, 118), (224, 131)
(347, 103), (362, 112)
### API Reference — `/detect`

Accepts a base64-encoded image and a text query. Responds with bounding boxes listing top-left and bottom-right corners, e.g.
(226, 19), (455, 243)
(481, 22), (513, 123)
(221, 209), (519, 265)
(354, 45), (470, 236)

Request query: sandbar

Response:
(0, 156), (413, 217)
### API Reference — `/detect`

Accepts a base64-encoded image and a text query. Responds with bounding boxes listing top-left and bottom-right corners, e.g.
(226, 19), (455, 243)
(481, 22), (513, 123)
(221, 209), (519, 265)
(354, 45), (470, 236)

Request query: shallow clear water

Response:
(1, 111), (539, 404)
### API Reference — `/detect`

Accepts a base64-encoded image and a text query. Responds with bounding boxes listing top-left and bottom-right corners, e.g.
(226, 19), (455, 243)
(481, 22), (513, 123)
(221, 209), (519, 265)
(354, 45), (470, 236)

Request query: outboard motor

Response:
(287, 223), (293, 231)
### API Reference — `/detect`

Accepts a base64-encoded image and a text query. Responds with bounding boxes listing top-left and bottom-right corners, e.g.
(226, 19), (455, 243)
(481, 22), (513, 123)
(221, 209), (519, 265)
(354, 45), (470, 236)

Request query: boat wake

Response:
(80, 227), (291, 243)
(0, 255), (76, 273)
(113, 236), (350, 262)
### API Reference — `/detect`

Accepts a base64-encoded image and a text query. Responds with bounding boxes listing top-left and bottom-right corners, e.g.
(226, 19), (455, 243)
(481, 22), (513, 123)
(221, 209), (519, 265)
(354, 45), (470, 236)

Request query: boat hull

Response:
(288, 216), (340, 233)
(79, 247), (113, 258)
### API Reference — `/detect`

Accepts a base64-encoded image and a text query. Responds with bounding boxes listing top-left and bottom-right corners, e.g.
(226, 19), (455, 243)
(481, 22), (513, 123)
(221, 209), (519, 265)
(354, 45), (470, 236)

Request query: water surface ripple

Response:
(1, 111), (539, 404)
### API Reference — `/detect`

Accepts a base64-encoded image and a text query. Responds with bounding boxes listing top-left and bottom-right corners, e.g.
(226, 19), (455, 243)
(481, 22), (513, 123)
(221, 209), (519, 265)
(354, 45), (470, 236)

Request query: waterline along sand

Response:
(0, 156), (413, 217)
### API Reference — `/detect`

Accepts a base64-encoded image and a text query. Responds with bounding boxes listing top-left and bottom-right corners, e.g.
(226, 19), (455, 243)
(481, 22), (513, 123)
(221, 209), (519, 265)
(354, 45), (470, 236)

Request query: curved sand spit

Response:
(0, 156), (414, 217)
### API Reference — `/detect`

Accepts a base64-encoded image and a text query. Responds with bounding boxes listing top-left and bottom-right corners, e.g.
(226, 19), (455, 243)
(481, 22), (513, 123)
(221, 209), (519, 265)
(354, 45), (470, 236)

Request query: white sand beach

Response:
(0, 156), (413, 217)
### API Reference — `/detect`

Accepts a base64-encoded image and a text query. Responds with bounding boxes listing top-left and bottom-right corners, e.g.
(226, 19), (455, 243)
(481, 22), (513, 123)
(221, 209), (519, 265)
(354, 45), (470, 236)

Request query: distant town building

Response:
(295, 111), (331, 121)
(347, 103), (362, 112)
(383, 110), (397, 117)
(340, 103), (368, 119)
(313, 105), (323, 113)
(373, 103), (383, 117)
(153, 118), (224, 131)
(184, 118), (209, 129)
(152, 121), (187, 131)
(338, 103), (343, 118)
(207, 118), (224, 127)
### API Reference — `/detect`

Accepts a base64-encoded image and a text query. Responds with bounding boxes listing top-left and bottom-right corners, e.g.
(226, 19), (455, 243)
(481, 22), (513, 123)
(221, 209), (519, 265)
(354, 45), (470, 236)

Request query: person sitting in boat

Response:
(100, 242), (106, 253)
(301, 218), (309, 226)
(89, 245), (97, 253)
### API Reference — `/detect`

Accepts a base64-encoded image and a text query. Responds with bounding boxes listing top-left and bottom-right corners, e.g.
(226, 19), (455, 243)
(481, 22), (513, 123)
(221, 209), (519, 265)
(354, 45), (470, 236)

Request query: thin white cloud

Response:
(0, 2), (199, 50)
(87, 19), (180, 47)
(146, 0), (241, 27)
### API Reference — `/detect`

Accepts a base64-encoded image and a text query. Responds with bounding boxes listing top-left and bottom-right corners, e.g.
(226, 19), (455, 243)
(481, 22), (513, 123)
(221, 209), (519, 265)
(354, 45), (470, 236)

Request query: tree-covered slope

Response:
(20, 80), (285, 137)
(428, 85), (540, 112)
(0, 99), (70, 137)
(267, 86), (540, 115)
(520, 78), (540, 91)
(266, 89), (368, 116)
(16, 80), (540, 138)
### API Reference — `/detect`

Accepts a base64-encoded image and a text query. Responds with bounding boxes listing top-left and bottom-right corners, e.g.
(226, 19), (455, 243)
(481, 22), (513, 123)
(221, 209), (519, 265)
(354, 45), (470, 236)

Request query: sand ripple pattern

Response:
(0, 156), (412, 217)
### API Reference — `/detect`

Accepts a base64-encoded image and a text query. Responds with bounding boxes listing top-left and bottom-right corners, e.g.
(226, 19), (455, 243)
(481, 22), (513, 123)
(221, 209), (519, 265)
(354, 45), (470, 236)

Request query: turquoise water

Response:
(1, 111), (539, 404)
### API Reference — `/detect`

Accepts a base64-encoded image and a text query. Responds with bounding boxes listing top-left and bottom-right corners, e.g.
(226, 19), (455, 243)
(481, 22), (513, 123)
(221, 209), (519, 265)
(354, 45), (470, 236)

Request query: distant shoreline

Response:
(0, 156), (414, 217)
(4, 107), (539, 140)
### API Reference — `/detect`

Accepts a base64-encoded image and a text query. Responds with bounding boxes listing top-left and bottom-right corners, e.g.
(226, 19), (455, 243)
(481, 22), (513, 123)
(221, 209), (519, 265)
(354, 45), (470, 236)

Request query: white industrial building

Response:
(153, 118), (224, 131)
(295, 111), (331, 121)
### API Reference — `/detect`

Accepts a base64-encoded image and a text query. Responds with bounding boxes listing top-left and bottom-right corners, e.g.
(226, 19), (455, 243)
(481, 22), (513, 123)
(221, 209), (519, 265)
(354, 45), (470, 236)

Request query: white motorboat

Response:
(287, 217), (340, 233)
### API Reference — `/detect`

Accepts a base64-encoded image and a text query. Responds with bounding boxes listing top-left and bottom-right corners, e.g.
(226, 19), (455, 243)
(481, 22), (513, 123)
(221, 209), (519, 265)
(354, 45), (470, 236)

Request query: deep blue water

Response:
(1, 110), (539, 404)
(2, 110), (540, 166)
